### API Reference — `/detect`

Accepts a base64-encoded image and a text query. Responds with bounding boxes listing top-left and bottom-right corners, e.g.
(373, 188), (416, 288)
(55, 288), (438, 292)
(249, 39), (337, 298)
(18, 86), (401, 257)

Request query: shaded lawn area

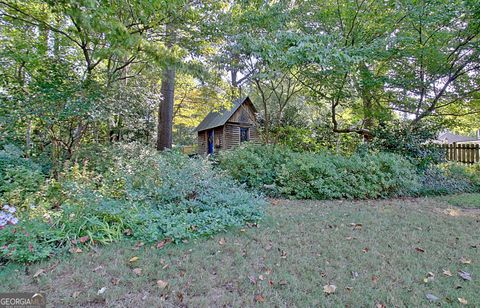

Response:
(1, 195), (479, 307)
(445, 193), (480, 209)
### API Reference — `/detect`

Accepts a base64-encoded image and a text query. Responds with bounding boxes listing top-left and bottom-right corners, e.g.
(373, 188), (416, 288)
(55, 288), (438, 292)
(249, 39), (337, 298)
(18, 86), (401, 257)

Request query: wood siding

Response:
(196, 98), (259, 154)
(197, 131), (208, 154)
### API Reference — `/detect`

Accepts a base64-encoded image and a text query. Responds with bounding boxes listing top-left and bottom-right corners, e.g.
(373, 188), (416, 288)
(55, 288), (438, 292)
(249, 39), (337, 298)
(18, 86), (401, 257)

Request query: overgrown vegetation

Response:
(0, 144), (265, 263)
(218, 144), (480, 199)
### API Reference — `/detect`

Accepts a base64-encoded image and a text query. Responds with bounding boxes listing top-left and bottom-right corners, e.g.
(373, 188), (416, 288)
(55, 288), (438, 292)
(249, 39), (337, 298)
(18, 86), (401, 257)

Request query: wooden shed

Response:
(194, 96), (259, 155)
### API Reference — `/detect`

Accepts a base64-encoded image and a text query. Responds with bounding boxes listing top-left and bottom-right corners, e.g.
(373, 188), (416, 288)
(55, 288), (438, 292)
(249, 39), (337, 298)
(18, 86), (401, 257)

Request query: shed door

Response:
(208, 129), (214, 154)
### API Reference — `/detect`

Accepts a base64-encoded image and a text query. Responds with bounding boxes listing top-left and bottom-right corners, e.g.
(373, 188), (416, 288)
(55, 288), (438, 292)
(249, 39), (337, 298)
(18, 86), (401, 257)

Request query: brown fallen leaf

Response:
(129, 256), (139, 263)
(362, 247), (369, 253)
(372, 275), (379, 284)
(156, 280), (168, 289)
(111, 277), (120, 285)
(33, 269), (45, 278)
(218, 238), (226, 245)
(69, 247), (83, 254)
(376, 304), (386, 308)
(350, 223), (363, 229)
(415, 247), (425, 253)
(323, 284), (337, 294)
(254, 294), (265, 303)
(443, 269), (452, 277)
(79, 235), (89, 243)
(460, 257), (472, 264)
(132, 268), (142, 275)
(157, 239), (171, 249)
(133, 242), (145, 250)
(458, 298), (468, 305)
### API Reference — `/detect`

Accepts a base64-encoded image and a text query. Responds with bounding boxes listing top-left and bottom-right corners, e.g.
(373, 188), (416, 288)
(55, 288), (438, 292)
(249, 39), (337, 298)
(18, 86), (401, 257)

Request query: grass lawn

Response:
(445, 193), (480, 209)
(1, 195), (479, 307)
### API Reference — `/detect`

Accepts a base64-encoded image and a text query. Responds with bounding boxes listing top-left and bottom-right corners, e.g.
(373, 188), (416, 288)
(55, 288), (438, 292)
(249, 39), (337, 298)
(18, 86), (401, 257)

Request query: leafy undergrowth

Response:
(1, 196), (479, 306)
(0, 143), (265, 263)
(443, 193), (480, 209)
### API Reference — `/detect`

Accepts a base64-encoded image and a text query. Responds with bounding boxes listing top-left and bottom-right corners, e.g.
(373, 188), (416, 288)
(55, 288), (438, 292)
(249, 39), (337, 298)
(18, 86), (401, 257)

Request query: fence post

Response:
(453, 142), (457, 162)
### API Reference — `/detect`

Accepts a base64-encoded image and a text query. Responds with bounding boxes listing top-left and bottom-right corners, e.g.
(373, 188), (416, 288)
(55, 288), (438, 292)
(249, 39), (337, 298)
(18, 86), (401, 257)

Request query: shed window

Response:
(240, 127), (249, 142)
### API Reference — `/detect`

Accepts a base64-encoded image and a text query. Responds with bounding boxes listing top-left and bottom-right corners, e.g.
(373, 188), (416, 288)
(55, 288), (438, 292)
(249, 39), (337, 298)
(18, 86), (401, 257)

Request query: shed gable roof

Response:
(194, 97), (255, 132)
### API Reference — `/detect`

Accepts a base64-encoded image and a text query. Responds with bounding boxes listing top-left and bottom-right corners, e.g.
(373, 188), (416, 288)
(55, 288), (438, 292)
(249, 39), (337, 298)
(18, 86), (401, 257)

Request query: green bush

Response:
(219, 144), (420, 199)
(0, 143), (265, 263)
(371, 120), (445, 169)
(418, 163), (480, 196)
(0, 145), (46, 208)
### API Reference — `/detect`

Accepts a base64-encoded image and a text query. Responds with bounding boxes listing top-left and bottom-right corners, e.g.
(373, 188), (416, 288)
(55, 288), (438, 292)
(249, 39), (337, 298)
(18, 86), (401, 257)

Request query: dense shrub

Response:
(0, 143), (265, 263)
(418, 163), (480, 196)
(371, 120), (445, 169)
(218, 144), (420, 199)
(0, 145), (46, 208)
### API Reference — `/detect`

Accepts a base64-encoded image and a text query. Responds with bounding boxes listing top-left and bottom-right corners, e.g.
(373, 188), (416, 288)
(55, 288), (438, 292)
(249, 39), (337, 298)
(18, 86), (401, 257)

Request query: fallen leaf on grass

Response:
(460, 257), (472, 264)
(72, 291), (81, 298)
(111, 278), (120, 285)
(258, 275), (265, 281)
(97, 287), (107, 295)
(443, 269), (452, 277)
(362, 247), (369, 253)
(124, 229), (132, 236)
(132, 268), (142, 275)
(156, 239), (172, 249)
(69, 247), (83, 254)
(79, 235), (89, 243)
(129, 256), (139, 263)
(279, 280), (288, 286)
(93, 266), (103, 272)
(372, 275), (379, 284)
(423, 272), (435, 283)
(426, 293), (439, 302)
(33, 269), (45, 278)
(458, 298), (468, 305)
(415, 247), (425, 253)
(458, 270), (472, 281)
(156, 280), (168, 289)
(350, 223), (363, 229)
(376, 304), (386, 308)
(254, 294), (265, 303)
(323, 284), (337, 294)
(133, 242), (144, 250)
(345, 286), (352, 291)
(218, 238), (226, 245)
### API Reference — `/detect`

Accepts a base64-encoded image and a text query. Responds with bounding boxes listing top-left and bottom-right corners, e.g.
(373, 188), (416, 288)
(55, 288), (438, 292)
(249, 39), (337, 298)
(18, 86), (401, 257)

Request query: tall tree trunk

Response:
(156, 24), (176, 150)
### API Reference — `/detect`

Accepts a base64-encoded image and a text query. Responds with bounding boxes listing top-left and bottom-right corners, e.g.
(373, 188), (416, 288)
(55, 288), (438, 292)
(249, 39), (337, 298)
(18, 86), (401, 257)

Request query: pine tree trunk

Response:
(156, 24), (176, 150)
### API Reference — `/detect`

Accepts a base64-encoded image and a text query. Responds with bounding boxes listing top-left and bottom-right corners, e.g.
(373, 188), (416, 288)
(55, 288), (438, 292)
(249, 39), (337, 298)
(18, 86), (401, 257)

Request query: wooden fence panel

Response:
(440, 143), (480, 164)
